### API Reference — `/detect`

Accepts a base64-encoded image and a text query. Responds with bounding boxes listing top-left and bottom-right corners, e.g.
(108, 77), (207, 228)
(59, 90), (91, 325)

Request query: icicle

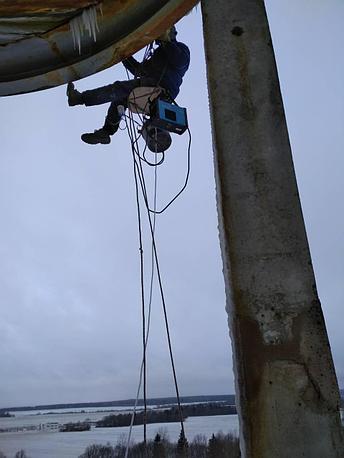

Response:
(186, 3), (200, 15)
(69, 4), (101, 54)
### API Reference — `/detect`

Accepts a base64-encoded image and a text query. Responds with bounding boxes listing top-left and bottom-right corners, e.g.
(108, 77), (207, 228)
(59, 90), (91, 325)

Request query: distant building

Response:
(41, 422), (61, 431)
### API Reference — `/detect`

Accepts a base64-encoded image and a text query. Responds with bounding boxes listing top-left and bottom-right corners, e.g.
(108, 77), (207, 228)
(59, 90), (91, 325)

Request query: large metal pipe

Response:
(0, 0), (199, 96)
(201, 0), (343, 456)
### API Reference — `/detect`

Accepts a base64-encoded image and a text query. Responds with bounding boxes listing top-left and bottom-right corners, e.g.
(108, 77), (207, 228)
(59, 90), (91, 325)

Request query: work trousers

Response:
(81, 77), (157, 134)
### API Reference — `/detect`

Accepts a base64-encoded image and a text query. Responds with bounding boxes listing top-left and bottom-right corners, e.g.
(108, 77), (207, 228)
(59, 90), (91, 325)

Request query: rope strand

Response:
(122, 45), (192, 454)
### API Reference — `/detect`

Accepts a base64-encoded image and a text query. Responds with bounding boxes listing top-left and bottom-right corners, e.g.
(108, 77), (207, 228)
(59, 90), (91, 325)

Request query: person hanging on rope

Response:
(66, 26), (190, 145)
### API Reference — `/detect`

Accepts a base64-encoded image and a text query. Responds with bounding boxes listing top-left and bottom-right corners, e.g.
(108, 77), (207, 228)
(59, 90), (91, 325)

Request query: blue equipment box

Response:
(150, 99), (188, 135)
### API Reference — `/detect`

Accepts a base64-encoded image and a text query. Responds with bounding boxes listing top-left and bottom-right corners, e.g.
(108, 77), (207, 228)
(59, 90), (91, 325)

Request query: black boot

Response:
(81, 128), (111, 145)
(67, 82), (84, 106)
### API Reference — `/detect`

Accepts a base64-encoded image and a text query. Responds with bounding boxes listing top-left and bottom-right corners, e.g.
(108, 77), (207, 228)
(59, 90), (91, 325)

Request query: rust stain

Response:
(236, 313), (301, 401)
(101, 1), (199, 66)
(49, 41), (66, 62)
(44, 70), (63, 86)
(0, 1), (100, 15)
(232, 300), (342, 453)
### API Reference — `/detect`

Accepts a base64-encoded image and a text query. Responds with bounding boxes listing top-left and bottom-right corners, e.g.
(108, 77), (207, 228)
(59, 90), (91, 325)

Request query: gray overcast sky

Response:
(0, 1), (343, 408)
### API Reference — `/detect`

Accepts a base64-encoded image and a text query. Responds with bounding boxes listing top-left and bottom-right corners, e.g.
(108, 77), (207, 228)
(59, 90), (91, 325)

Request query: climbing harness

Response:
(128, 86), (188, 153)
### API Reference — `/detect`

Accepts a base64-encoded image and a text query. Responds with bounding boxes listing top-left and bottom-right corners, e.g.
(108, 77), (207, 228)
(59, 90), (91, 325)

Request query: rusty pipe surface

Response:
(0, 0), (199, 96)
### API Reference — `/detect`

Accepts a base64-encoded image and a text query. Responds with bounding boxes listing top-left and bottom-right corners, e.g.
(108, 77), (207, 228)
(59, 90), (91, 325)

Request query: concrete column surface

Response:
(201, 1), (344, 457)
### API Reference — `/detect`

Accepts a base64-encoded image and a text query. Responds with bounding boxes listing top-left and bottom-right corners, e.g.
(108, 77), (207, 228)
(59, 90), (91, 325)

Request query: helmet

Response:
(156, 25), (178, 43)
(169, 25), (178, 40)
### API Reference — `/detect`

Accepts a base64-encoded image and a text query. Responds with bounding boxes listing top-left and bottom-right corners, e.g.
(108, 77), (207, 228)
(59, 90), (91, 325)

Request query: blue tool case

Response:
(149, 99), (188, 135)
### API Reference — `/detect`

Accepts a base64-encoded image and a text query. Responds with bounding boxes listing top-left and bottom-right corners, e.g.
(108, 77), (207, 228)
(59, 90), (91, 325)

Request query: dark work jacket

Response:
(122, 40), (190, 99)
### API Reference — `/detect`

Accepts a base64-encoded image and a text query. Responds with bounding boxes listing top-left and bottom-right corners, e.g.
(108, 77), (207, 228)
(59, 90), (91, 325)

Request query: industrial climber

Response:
(66, 26), (190, 145)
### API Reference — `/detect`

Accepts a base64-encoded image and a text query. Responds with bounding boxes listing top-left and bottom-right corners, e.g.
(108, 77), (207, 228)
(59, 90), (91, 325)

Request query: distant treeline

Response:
(96, 403), (237, 428)
(182, 403), (236, 417)
(78, 431), (241, 458)
(97, 408), (182, 428)
(0, 412), (13, 418)
(60, 422), (91, 432)
(0, 395), (235, 414)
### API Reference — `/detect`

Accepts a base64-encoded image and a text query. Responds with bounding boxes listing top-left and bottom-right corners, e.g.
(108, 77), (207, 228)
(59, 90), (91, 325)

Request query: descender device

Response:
(128, 86), (188, 153)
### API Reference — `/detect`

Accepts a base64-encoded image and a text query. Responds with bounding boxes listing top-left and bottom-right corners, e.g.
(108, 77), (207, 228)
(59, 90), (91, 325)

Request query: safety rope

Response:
(132, 130), (186, 434)
(124, 102), (157, 458)
(122, 42), (191, 456)
(123, 110), (150, 456)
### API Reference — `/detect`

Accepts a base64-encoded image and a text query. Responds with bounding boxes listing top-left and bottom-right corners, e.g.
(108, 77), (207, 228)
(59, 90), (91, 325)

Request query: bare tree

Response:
(15, 451), (29, 458)
(189, 435), (207, 458)
(78, 443), (116, 458)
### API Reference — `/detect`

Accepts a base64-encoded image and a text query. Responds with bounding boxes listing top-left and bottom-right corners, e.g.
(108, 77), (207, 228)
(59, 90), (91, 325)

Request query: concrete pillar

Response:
(201, 1), (344, 457)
